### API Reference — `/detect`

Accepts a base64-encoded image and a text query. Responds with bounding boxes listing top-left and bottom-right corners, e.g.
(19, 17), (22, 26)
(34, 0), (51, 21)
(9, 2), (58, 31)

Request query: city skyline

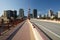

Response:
(0, 0), (60, 16)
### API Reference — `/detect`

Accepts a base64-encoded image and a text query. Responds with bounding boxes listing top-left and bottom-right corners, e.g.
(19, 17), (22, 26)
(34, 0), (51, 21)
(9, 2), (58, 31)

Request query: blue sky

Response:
(0, 0), (60, 16)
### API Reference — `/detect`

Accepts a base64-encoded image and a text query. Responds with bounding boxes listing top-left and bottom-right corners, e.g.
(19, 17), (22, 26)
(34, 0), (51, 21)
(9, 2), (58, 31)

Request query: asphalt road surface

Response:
(30, 19), (60, 40)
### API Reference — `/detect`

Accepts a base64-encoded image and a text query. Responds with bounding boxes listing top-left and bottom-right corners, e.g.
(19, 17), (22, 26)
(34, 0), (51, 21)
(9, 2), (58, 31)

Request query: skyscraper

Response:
(19, 9), (24, 19)
(13, 10), (17, 19)
(4, 10), (13, 19)
(48, 9), (54, 18)
(33, 9), (37, 18)
(4, 10), (17, 19)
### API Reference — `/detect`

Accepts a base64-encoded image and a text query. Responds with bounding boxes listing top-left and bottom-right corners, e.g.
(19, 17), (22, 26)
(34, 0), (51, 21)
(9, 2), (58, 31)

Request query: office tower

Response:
(4, 10), (17, 19)
(19, 9), (24, 18)
(4, 10), (13, 19)
(13, 10), (17, 19)
(48, 9), (54, 18)
(33, 9), (37, 18)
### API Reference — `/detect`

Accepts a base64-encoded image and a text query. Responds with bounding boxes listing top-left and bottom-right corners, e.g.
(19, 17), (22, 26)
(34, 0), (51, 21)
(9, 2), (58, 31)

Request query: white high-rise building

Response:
(58, 11), (60, 18)
(19, 9), (24, 18)
(48, 10), (53, 18)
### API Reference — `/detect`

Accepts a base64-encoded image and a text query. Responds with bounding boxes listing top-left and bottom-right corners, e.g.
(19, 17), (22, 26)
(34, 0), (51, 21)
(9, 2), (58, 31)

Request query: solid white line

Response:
(28, 20), (44, 40)
(33, 28), (44, 40)
(35, 23), (60, 38)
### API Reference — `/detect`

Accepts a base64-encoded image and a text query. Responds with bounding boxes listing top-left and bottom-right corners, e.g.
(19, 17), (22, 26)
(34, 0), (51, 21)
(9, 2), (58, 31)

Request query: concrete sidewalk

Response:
(12, 19), (35, 40)
(0, 21), (25, 40)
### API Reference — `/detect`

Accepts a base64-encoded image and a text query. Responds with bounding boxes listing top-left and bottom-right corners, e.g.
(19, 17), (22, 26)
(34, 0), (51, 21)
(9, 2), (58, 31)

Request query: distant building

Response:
(13, 10), (17, 19)
(37, 14), (42, 18)
(4, 10), (13, 19)
(0, 10), (17, 23)
(30, 14), (33, 18)
(48, 9), (54, 18)
(33, 9), (37, 18)
(4, 11), (7, 17)
(41, 14), (46, 18)
(4, 10), (17, 19)
(39, 14), (42, 18)
(55, 12), (58, 19)
(57, 11), (60, 18)
(37, 15), (40, 18)
(19, 9), (24, 19)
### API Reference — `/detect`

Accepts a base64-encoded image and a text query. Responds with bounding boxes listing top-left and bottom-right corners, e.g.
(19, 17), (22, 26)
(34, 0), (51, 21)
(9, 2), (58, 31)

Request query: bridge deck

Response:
(12, 20), (35, 40)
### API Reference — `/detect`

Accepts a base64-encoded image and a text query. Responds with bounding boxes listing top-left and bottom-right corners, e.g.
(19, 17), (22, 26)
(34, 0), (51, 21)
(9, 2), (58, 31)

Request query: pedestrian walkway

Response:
(0, 21), (25, 40)
(12, 19), (35, 40)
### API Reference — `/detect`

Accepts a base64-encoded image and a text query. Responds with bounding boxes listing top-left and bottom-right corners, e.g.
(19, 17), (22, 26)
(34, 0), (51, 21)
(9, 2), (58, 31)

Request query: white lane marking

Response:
(35, 23), (60, 38)
(28, 20), (44, 40)
(33, 28), (44, 40)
